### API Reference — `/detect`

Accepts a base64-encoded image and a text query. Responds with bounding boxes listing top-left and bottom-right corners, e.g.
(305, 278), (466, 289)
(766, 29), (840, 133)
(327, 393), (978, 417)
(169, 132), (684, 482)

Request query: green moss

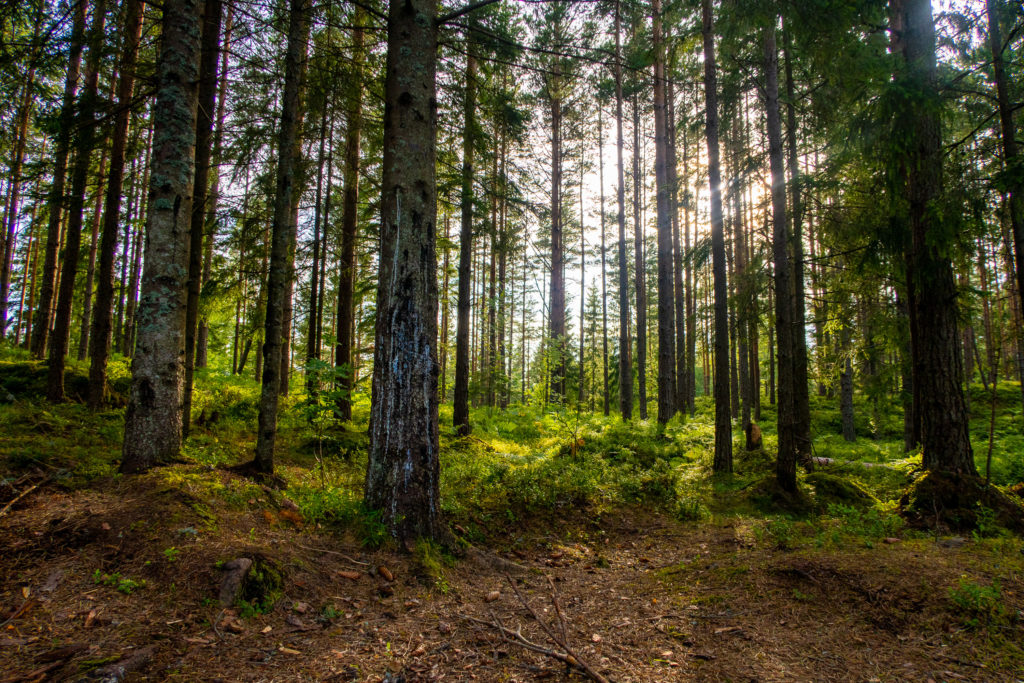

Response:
(806, 472), (878, 510)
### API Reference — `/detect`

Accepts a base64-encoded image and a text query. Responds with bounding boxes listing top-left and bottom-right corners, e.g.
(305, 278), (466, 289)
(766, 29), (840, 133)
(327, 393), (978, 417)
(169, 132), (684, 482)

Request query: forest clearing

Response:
(3, 0), (1024, 679)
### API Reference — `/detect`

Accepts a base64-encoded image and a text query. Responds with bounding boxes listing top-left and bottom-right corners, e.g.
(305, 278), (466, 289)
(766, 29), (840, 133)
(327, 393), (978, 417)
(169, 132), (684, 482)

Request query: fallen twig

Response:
(0, 478), (48, 518)
(293, 543), (371, 566)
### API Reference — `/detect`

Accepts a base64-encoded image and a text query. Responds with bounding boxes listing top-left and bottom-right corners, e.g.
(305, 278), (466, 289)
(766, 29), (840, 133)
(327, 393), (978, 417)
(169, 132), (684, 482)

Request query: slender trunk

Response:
(78, 141), (109, 361)
(702, 0), (732, 472)
(335, 18), (363, 420)
(549, 65), (566, 401)
(668, 79), (686, 416)
(598, 106), (610, 416)
(183, 0), (224, 435)
(614, 0), (633, 419)
(48, 0), (107, 402)
(653, 0), (675, 424)
(0, 6), (42, 336)
(252, 0), (311, 473)
(783, 27), (812, 466)
(306, 102), (331, 389)
(440, 208), (451, 400)
(31, 1), (85, 358)
(632, 91), (647, 418)
(453, 44), (476, 433)
(120, 0), (202, 473)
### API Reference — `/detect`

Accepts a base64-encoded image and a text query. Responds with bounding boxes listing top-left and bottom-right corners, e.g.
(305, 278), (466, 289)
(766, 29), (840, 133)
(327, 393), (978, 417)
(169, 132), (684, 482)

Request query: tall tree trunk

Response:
(251, 0), (311, 474)
(87, 0), (145, 406)
(765, 24), (799, 490)
(598, 106), (610, 416)
(632, 91), (647, 419)
(783, 27), (813, 467)
(549, 65), (566, 401)
(120, 0), (202, 473)
(197, 1), (234, 368)
(453, 45), (476, 434)
(0, 5), (42, 337)
(702, 0), (732, 473)
(891, 0), (974, 474)
(183, 0), (224, 436)
(684, 98), (696, 415)
(668, 79), (687, 416)
(77, 142), (109, 361)
(335, 17), (364, 421)
(306, 102), (331, 389)
(652, 0), (675, 424)
(614, 0), (633, 419)
(985, 0), (1024, 322)
(31, 1), (85, 358)
(365, 0), (446, 545)
(47, 0), (107, 402)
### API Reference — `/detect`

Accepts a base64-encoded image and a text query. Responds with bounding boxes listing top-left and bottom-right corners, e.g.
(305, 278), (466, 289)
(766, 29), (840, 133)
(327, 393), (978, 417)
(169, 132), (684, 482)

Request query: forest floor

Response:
(2, 354), (1024, 682)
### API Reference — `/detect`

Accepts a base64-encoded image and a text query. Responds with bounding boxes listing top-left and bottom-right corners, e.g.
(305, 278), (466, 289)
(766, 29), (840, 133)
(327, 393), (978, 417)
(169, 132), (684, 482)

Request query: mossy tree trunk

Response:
(120, 0), (203, 473)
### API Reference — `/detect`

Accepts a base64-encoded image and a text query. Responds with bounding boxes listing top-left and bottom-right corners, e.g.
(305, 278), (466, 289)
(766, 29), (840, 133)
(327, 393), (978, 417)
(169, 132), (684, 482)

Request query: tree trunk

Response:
(614, 0), (633, 420)
(306, 103), (330, 389)
(0, 5), (42, 337)
(668, 79), (687, 417)
(197, 2), (234, 368)
(335, 18), (364, 420)
(598, 105), (610, 416)
(632, 91), (647, 419)
(891, 0), (974, 474)
(31, 1), (85, 359)
(183, 0), (224, 436)
(453, 45), (476, 434)
(87, 0), (145, 409)
(549, 65), (566, 401)
(783, 27), (813, 468)
(47, 0), (107, 402)
(652, 0), (675, 424)
(702, 0), (732, 473)
(120, 0), (202, 473)
(365, 0), (446, 545)
(251, 0), (311, 474)
(77, 141), (109, 361)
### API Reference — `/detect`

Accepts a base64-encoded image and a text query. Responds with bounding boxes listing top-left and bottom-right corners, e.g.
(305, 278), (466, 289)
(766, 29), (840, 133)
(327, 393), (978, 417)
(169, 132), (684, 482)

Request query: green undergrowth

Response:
(2, 347), (1022, 544)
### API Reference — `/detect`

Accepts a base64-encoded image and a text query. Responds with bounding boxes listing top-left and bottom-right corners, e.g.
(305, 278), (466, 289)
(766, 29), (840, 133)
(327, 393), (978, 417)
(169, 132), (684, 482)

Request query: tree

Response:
(47, 0), (107, 402)
(335, 11), (365, 423)
(250, 0), (312, 476)
(88, 0), (145, 410)
(890, 0), (974, 475)
(701, 0), (732, 473)
(614, 0), (633, 420)
(453, 29), (478, 435)
(652, 0), (676, 424)
(364, 0), (446, 544)
(120, 0), (203, 473)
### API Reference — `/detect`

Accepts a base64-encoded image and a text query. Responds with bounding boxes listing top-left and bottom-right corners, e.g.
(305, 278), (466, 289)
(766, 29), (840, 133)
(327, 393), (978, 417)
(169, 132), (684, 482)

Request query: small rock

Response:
(883, 537), (901, 544)
(939, 536), (967, 549)
(292, 601), (309, 614)
(591, 634), (602, 643)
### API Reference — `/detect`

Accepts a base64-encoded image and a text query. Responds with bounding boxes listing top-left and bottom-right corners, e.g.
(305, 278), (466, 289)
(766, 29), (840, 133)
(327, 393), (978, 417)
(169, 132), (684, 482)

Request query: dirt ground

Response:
(2, 468), (1022, 682)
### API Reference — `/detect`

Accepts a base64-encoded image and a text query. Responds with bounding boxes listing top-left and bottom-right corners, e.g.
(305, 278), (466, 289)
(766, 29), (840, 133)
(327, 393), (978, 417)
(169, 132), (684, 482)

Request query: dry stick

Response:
(505, 575), (613, 683)
(545, 574), (569, 645)
(292, 543), (371, 566)
(0, 478), (47, 518)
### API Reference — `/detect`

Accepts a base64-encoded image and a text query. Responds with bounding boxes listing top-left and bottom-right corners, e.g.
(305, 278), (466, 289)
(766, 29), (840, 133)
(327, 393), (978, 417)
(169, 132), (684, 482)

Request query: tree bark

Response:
(47, 0), (107, 402)
(365, 0), (447, 545)
(183, 0), (223, 436)
(453, 44), (476, 434)
(335, 17), (364, 421)
(890, 0), (975, 475)
(549, 64), (567, 401)
(250, 0), (311, 473)
(87, 0), (144, 410)
(652, 0), (675, 424)
(614, 0), (633, 419)
(632, 91), (647, 419)
(702, 0), (732, 473)
(120, 0), (202, 473)
(31, 1), (85, 359)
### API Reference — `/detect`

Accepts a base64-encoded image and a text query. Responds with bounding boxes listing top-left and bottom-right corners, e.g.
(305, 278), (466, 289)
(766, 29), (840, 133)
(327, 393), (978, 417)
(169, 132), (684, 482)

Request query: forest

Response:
(1, 0), (1024, 680)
